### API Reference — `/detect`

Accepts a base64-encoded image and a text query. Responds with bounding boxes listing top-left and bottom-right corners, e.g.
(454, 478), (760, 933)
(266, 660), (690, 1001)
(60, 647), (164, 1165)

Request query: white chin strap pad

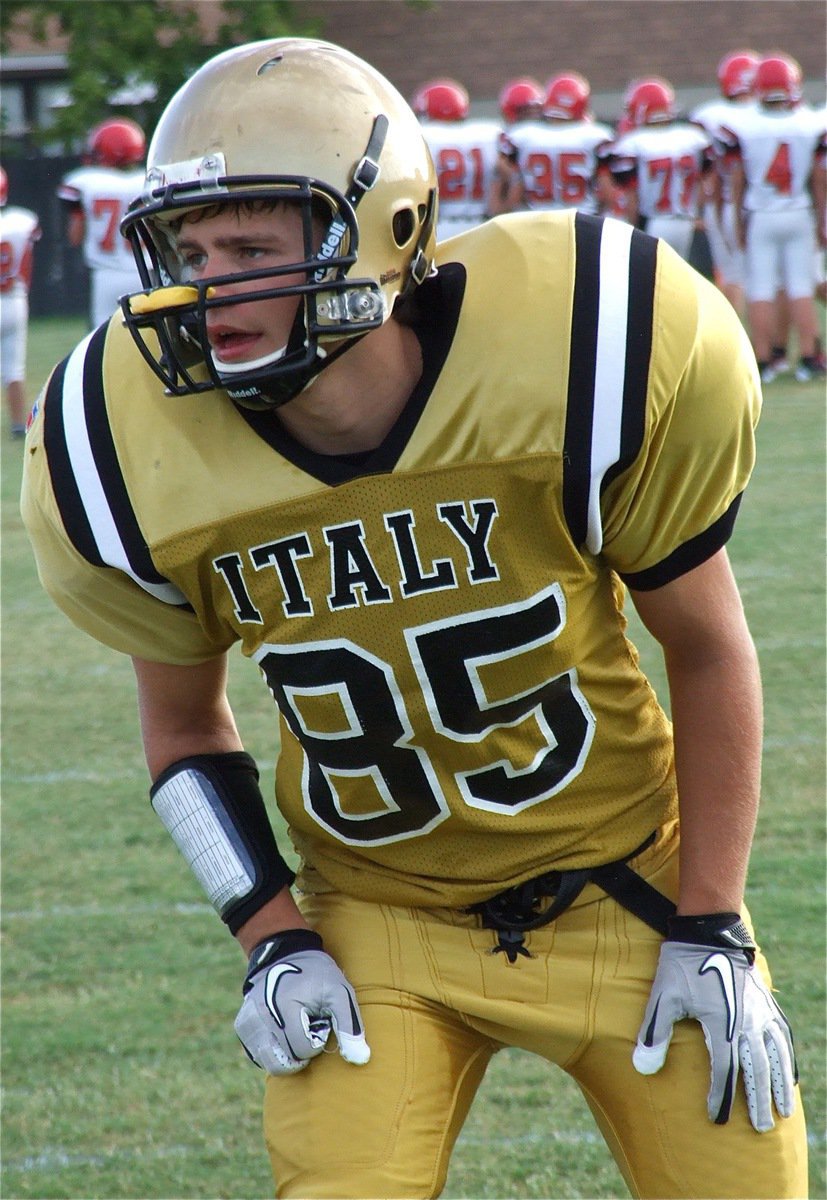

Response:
(212, 343), (287, 377)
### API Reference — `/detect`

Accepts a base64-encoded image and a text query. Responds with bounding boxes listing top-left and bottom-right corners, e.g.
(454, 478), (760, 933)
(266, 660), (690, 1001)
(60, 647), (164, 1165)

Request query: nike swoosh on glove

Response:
(234, 929), (371, 1075)
(633, 941), (797, 1131)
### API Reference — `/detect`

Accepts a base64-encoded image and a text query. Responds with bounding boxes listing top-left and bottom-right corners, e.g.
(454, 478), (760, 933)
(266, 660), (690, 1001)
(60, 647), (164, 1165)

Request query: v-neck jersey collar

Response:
(234, 262), (467, 486)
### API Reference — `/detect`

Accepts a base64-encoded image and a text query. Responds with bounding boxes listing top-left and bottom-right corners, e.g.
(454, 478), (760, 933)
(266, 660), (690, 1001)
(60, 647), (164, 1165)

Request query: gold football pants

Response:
(264, 824), (808, 1198)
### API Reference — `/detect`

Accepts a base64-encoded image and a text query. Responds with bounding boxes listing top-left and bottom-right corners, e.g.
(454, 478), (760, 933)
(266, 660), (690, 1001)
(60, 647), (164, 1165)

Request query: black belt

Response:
(467, 831), (676, 962)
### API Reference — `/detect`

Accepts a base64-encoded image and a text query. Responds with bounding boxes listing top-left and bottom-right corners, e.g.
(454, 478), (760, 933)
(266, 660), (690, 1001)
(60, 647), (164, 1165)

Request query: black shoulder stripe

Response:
(43, 323), (191, 609)
(562, 213), (602, 550)
(604, 226), (658, 491)
(562, 214), (657, 554)
(43, 340), (106, 567)
(80, 324), (170, 587)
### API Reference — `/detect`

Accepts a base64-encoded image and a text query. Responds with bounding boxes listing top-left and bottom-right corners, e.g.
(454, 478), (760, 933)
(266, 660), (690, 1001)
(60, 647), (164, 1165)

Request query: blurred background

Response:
(2, 0), (825, 317)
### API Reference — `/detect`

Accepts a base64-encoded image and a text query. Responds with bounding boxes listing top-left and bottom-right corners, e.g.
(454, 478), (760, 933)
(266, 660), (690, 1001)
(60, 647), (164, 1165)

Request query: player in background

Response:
(502, 72), (613, 216)
(489, 77), (544, 217)
(614, 79), (642, 141)
(814, 103), (827, 310)
(594, 101), (638, 221)
(412, 79), (502, 241)
(692, 52), (793, 376)
(608, 78), (715, 260)
(0, 165), (41, 438)
(718, 54), (826, 383)
(690, 50), (759, 317)
(499, 76), (544, 127)
(57, 117), (146, 329)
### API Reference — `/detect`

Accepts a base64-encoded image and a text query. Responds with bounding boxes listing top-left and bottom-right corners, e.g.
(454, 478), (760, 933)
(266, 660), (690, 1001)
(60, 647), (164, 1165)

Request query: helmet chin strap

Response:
(221, 297), (333, 410)
(228, 337), (362, 410)
(213, 343), (288, 378)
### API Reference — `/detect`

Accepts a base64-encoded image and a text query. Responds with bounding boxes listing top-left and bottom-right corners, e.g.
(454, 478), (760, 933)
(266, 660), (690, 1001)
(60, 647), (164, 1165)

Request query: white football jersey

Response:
(690, 97), (756, 202)
(57, 165), (145, 272)
(0, 204), (41, 296)
(611, 124), (713, 219)
(505, 119), (613, 214)
(718, 104), (826, 212)
(690, 97), (757, 139)
(419, 118), (502, 238)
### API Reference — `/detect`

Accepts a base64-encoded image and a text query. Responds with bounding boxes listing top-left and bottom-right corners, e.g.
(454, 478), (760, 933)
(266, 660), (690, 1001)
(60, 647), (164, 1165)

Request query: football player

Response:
(0, 165), (41, 437)
(717, 54), (826, 382)
(491, 77), (545, 216)
(22, 38), (807, 1199)
(690, 50), (760, 316)
(411, 78), (502, 240)
(502, 71), (614, 216)
(57, 117), (147, 328)
(608, 78), (716, 259)
(498, 76), (544, 126)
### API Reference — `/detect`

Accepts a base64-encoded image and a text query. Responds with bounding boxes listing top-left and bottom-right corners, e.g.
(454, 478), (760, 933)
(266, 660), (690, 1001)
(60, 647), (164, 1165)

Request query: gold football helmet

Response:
(120, 39), (438, 407)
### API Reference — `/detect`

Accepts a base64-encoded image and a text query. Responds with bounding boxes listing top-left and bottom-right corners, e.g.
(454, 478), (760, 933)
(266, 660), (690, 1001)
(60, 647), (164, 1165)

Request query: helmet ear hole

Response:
(392, 207), (416, 247)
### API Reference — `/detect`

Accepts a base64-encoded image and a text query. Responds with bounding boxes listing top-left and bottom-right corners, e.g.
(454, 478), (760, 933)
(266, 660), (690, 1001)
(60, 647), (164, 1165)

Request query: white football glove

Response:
(234, 929), (371, 1075)
(633, 916), (797, 1132)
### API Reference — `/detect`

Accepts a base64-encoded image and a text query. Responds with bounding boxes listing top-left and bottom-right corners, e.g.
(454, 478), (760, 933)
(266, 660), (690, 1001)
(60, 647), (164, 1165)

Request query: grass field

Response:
(2, 315), (825, 1200)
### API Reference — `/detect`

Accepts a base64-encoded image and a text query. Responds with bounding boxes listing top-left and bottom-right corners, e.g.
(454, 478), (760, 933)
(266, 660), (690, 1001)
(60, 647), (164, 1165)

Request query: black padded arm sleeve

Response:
(150, 750), (295, 935)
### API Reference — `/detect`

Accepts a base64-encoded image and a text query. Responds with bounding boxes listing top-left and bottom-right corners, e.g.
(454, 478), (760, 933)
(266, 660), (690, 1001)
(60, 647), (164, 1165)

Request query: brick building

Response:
(300, 0), (826, 113)
(4, 0), (826, 122)
(2, 0), (824, 315)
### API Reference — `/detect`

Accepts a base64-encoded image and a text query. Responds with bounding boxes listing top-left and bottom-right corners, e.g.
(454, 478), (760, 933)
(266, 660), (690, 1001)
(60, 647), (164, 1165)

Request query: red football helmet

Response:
(411, 79), (469, 122)
(498, 77), (543, 124)
(0, 166), (7, 208)
(544, 72), (591, 121)
(754, 55), (803, 106)
(717, 50), (759, 99)
(86, 117), (146, 168)
(624, 78), (675, 126)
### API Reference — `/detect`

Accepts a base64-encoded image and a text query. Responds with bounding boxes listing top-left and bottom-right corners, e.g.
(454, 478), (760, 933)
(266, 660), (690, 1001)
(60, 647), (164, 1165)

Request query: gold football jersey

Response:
(22, 211), (761, 908)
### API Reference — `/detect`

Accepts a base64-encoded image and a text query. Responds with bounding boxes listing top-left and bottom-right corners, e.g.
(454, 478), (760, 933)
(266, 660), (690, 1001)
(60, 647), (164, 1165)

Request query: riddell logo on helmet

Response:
(314, 218), (348, 280)
(227, 384), (262, 399)
(380, 269), (401, 285)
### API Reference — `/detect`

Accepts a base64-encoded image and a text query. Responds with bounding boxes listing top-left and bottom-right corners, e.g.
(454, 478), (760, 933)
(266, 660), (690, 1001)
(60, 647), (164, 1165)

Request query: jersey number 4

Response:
(764, 143), (792, 195)
(255, 584), (595, 845)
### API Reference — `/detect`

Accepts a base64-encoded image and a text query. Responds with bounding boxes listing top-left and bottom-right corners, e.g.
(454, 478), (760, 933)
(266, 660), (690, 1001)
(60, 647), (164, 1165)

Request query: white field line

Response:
(762, 733), (825, 749)
(753, 635), (826, 650)
(3, 1125), (824, 1181)
(3, 1141), (194, 1175)
(7, 769), (148, 784)
(2, 900), (213, 920)
(7, 761), (276, 785)
(0, 1132), (599, 1178)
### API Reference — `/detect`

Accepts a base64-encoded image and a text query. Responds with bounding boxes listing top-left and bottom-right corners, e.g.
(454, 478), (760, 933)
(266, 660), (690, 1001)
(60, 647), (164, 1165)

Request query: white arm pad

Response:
(151, 765), (255, 917)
